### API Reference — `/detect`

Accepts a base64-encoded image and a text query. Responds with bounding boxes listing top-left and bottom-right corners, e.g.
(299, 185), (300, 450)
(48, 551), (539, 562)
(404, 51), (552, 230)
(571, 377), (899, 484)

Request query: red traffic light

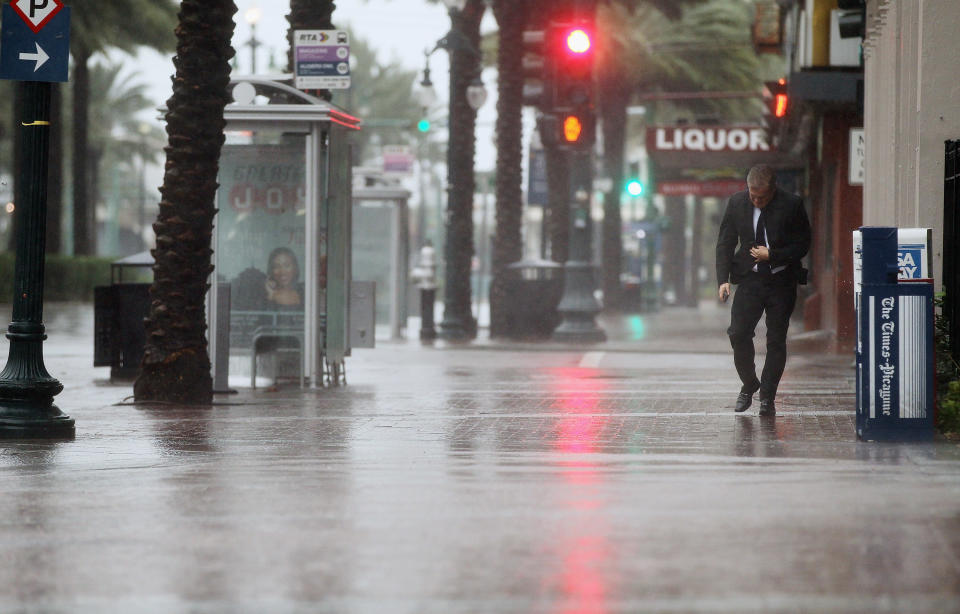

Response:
(564, 28), (591, 54)
(773, 78), (788, 117)
(774, 93), (788, 118)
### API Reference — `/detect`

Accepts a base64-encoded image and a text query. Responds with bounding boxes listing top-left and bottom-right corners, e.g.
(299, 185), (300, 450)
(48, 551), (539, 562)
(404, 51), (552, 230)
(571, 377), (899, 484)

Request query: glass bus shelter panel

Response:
(216, 133), (311, 384)
(352, 201), (395, 327)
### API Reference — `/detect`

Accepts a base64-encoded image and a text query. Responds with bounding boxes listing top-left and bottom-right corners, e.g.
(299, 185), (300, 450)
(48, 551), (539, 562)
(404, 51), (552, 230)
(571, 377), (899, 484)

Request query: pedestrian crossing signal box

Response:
(208, 77), (361, 389)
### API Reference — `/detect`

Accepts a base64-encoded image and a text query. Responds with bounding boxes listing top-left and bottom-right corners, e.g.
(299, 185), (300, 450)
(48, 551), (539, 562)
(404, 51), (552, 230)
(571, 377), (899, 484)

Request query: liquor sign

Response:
(647, 126), (770, 154)
(294, 30), (350, 90)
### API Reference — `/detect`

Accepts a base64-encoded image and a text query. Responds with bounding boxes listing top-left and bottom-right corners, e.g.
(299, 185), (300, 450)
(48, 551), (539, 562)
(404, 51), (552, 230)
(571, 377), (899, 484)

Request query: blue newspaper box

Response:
(855, 227), (935, 441)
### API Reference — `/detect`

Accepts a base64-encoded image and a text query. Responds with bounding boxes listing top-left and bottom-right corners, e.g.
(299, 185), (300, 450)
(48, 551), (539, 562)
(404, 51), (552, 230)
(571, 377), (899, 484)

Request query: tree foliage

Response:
(604, 0), (764, 121)
(329, 31), (421, 165)
(69, 0), (179, 256)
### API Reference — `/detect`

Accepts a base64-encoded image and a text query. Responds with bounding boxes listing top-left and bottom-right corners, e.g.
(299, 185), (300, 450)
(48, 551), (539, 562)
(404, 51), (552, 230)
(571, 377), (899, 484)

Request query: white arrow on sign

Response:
(19, 42), (49, 71)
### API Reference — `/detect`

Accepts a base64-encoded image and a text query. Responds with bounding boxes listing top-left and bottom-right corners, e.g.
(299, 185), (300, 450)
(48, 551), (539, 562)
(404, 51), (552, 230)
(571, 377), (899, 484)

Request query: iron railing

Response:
(945, 140), (960, 363)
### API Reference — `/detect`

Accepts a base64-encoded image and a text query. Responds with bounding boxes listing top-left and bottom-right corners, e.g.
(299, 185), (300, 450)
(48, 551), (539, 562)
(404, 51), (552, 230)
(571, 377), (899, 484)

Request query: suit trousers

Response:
(727, 273), (797, 400)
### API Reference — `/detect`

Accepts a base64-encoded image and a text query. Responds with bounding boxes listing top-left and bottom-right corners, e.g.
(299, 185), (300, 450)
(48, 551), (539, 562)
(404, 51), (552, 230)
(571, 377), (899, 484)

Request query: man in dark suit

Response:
(716, 165), (811, 416)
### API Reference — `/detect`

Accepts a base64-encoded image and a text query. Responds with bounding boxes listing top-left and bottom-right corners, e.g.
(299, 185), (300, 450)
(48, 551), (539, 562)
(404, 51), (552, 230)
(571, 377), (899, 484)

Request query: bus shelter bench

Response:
(251, 326), (304, 388)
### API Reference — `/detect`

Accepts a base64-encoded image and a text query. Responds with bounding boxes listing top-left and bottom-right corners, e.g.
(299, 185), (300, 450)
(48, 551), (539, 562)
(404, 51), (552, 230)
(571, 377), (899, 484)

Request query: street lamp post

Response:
(244, 6), (262, 74)
(427, 0), (488, 341)
(0, 82), (74, 438)
(552, 148), (606, 342)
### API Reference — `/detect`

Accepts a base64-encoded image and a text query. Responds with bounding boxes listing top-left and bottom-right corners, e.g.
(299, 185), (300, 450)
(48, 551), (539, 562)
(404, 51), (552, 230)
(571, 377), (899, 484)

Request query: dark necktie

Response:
(756, 209), (771, 274)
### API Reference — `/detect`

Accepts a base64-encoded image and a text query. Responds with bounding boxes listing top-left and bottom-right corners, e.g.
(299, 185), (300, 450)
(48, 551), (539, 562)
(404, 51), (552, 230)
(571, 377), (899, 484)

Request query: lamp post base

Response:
(0, 330), (73, 439)
(0, 404), (75, 439)
(0, 386), (73, 439)
(420, 287), (438, 341)
(552, 261), (606, 343)
(439, 313), (475, 341)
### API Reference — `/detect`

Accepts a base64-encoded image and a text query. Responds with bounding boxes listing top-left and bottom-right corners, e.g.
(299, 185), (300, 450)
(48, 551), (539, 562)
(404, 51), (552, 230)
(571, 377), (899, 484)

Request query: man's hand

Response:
(718, 283), (731, 303)
(750, 245), (770, 262)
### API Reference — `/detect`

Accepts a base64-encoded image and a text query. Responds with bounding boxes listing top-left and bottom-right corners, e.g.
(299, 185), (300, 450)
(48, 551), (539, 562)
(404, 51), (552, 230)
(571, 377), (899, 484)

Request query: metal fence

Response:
(945, 140), (960, 363)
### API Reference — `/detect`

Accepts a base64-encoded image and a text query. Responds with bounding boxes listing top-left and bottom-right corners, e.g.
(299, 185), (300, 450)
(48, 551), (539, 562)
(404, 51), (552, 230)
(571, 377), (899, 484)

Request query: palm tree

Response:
(70, 0), (178, 256)
(134, 0), (237, 404)
(87, 64), (155, 226)
(488, 0), (526, 338)
(439, 0), (486, 340)
(596, 0), (763, 308)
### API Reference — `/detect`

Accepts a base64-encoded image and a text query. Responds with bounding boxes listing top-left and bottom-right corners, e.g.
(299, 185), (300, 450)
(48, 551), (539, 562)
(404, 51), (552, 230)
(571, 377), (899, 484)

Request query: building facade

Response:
(862, 0), (960, 290)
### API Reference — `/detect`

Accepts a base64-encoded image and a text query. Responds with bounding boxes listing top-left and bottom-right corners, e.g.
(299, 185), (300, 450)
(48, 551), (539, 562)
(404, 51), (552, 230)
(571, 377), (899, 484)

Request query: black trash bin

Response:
(93, 252), (153, 380)
(503, 258), (564, 339)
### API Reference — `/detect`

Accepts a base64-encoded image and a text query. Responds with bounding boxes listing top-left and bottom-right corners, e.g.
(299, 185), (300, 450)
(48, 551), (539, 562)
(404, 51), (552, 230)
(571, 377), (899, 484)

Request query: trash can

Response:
(93, 252), (153, 380)
(503, 258), (564, 339)
(854, 227), (935, 441)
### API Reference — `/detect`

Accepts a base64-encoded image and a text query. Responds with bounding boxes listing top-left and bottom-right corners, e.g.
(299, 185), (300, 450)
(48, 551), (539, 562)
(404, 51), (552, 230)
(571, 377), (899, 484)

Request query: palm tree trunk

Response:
(72, 46), (93, 255)
(664, 195), (688, 306)
(439, 0), (485, 341)
(88, 147), (103, 249)
(489, 0), (525, 339)
(599, 79), (629, 311)
(688, 197), (704, 307)
(134, 0), (237, 404)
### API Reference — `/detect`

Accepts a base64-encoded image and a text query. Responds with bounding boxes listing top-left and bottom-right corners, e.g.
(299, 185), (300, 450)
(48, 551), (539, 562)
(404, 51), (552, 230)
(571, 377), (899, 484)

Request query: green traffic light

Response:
(626, 179), (643, 197)
(417, 119), (431, 133)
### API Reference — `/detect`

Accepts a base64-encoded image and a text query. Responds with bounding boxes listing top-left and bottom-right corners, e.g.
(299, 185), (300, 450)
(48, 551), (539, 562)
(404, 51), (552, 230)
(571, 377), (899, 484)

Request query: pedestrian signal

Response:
(563, 115), (582, 143)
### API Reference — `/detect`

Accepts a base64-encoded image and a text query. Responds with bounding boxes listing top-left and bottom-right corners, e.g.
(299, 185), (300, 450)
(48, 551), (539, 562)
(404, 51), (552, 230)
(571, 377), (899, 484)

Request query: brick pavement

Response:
(0, 302), (957, 613)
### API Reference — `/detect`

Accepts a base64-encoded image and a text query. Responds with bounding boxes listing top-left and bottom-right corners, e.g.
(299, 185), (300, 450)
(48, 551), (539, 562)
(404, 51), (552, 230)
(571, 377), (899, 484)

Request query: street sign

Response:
(382, 145), (414, 175)
(849, 127), (865, 185)
(12, 0), (64, 34)
(293, 29), (350, 90)
(0, 3), (70, 82)
(527, 146), (548, 206)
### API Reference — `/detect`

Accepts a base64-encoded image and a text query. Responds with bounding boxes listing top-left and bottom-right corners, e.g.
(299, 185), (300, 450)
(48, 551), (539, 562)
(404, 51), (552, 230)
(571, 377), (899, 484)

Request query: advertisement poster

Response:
(217, 141), (310, 349)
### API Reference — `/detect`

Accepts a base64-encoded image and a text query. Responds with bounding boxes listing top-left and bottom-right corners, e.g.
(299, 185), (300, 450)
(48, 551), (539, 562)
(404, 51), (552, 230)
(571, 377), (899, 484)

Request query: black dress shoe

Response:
(758, 398), (776, 416)
(735, 392), (753, 412)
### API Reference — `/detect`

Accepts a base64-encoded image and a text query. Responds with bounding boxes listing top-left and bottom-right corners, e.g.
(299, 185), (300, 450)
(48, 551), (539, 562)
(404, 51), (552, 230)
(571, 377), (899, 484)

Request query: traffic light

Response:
(837, 0), (866, 38)
(417, 118), (431, 133)
(551, 20), (596, 149)
(762, 78), (789, 147)
(625, 161), (643, 197)
(521, 29), (553, 109)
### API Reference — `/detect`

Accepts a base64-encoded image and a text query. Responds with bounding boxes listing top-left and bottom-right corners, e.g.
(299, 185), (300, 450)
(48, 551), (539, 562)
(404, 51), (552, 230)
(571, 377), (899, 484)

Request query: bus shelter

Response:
(352, 187), (411, 340)
(208, 77), (359, 388)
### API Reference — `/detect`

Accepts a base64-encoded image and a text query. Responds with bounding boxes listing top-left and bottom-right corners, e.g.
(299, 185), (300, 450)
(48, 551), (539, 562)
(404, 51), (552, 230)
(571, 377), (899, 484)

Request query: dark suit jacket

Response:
(715, 187), (811, 286)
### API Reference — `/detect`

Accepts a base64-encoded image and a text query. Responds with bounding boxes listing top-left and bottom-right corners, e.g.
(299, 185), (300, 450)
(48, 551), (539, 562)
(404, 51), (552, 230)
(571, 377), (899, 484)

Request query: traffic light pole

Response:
(552, 147), (605, 343)
(0, 81), (73, 438)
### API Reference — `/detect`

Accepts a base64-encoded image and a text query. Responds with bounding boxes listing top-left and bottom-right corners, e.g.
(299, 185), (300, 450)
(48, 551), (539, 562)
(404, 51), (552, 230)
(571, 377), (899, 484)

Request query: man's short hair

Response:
(747, 165), (777, 189)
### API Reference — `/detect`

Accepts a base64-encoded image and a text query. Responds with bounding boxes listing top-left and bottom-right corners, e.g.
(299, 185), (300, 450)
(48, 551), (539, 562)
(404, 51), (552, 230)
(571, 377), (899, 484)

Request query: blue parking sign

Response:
(0, 4), (70, 82)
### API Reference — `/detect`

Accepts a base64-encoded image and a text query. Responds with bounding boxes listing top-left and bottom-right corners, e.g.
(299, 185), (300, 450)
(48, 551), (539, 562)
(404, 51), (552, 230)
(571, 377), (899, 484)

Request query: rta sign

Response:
(12, 0), (64, 34)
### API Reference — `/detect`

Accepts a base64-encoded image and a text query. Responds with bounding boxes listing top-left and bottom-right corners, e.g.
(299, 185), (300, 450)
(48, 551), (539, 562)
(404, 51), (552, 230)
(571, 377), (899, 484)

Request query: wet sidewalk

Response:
(1, 302), (959, 613)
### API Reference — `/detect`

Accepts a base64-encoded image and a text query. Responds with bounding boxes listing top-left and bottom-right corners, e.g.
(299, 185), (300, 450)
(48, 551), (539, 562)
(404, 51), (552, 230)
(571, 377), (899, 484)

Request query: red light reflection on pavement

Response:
(547, 366), (611, 614)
